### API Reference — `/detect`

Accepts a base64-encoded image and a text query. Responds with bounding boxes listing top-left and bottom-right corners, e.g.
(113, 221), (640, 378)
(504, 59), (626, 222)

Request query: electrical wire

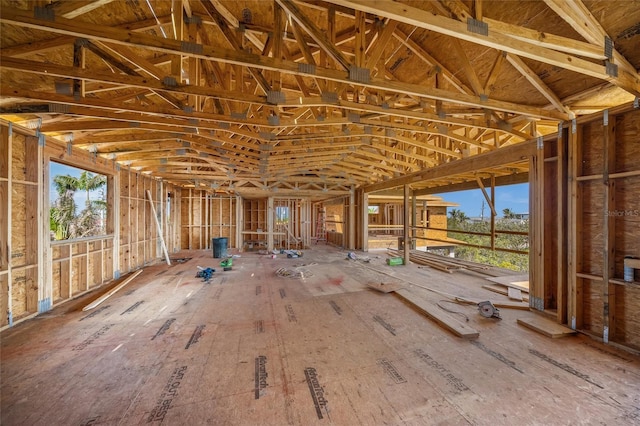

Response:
(436, 299), (469, 322)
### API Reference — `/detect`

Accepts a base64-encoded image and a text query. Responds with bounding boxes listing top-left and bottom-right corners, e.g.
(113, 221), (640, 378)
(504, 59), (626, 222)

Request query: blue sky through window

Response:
(436, 183), (529, 218)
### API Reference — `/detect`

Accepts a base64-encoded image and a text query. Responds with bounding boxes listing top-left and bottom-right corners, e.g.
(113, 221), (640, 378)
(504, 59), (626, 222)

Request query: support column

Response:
(403, 185), (410, 264)
(602, 110), (616, 343)
(267, 196), (274, 251)
(348, 188), (356, 250)
(362, 192), (368, 252)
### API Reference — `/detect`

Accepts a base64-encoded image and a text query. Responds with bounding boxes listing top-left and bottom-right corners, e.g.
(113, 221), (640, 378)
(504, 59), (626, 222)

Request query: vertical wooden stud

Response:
(403, 185), (410, 264)
(556, 124), (568, 324)
(602, 111), (616, 342)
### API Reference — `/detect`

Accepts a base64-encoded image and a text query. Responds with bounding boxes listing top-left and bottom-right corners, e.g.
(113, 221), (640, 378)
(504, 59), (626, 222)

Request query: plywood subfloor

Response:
(1, 246), (639, 425)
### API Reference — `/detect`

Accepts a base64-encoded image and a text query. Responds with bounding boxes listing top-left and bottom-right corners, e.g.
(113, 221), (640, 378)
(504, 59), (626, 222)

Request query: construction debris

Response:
(275, 267), (312, 279)
(388, 249), (519, 277)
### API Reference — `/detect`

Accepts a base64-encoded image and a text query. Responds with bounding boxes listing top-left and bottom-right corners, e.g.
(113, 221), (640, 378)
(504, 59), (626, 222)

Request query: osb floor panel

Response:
(1, 246), (639, 425)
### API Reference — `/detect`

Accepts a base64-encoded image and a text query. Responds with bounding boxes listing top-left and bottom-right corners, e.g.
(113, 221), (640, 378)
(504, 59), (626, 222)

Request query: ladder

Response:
(315, 207), (326, 244)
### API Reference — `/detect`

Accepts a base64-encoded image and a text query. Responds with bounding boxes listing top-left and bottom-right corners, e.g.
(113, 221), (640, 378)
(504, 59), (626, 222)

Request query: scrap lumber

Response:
(394, 288), (479, 339)
(486, 274), (530, 292)
(482, 284), (530, 302)
(146, 190), (171, 266)
(82, 270), (144, 311)
(389, 249), (520, 277)
(507, 287), (523, 301)
(517, 316), (577, 338)
(387, 249), (461, 273)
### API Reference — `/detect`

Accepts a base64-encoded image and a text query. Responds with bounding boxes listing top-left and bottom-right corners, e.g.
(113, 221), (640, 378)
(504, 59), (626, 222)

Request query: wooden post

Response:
(490, 175), (496, 251)
(411, 191), (417, 250)
(348, 188), (356, 250)
(567, 119), (583, 330)
(145, 190), (171, 265)
(602, 110), (616, 343)
(556, 123), (568, 324)
(403, 185), (410, 264)
(267, 196), (274, 251)
(362, 192), (368, 252)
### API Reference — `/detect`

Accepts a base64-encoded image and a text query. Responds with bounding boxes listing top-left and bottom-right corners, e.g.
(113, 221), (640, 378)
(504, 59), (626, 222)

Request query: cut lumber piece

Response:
(492, 301), (530, 310)
(367, 282), (405, 293)
(507, 287), (523, 301)
(517, 316), (577, 338)
(146, 190), (171, 266)
(394, 288), (479, 339)
(82, 270), (144, 311)
(486, 274), (530, 292)
(482, 284), (530, 302)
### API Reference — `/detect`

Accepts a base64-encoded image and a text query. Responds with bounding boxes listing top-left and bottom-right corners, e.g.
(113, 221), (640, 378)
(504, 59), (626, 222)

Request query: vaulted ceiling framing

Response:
(1, 0), (639, 198)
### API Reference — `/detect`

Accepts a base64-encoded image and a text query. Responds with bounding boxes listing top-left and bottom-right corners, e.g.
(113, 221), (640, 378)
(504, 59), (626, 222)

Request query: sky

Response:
(435, 183), (529, 218)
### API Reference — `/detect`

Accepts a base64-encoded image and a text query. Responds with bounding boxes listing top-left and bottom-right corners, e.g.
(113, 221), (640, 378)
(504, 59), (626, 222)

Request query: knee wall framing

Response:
(0, 121), (188, 329)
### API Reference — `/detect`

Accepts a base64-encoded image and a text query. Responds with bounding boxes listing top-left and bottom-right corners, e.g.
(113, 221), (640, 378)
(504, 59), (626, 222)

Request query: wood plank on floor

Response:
(486, 274), (530, 292)
(367, 281), (404, 293)
(482, 283), (530, 302)
(393, 289), (479, 339)
(517, 316), (577, 338)
(507, 287), (523, 301)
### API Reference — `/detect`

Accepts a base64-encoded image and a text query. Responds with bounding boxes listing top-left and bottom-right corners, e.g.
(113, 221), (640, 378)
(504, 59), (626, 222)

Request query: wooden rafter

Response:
(322, 0), (640, 96)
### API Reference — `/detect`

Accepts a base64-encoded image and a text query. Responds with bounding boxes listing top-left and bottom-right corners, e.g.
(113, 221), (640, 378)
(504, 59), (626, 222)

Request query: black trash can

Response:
(212, 237), (228, 258)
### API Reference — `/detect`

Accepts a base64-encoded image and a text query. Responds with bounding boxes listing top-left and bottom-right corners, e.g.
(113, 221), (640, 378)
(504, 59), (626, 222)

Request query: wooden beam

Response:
(276, 0), (351, 70)
(364, 136), (537, 193)
(392, 29), (473, 95)
(505, 53), (572, 116)
(365, 20), (397, 69)
(450, 39), (483, 96)
(484, 52), (505, 95)
(47, 0), (115, 19)
(0, 9), (568, 120)
(475, 176), (496, 216)
(543, 0), (640, 96)
(322, 0), (640, 96)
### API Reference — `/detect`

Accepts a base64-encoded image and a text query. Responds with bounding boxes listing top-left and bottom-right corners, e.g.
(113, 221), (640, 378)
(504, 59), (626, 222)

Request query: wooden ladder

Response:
(315, 207), (326, 244)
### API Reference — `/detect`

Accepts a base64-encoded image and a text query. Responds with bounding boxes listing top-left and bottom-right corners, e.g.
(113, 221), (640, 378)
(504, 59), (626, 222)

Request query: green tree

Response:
(78, 171), (106, 208)
(50, 172), (107, 240)
(502, 208), (516, 219)
(50, 174), (80, 240)
(448, 209), (468, 227)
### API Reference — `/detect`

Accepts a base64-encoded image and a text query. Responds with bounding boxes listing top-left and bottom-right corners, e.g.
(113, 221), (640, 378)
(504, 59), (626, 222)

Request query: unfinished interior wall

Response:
(118, 169), (179, 273)
(0, 125), (9, 326)
(242, 198), (267, 251)
(1, 126), (40, 324)
(180, 189), (237, 250)
(273, 198), (311, 250)
(0, 121), (181, 329)
(535, 104), (640, 352)
(324, 199), (345, 248)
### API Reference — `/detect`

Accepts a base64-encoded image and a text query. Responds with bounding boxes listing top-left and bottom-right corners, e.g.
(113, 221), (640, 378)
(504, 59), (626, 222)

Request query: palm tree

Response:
(77, 171), (106, 208)
(448, 209), (468, 226)
(50, 174), (80, 240)
(502, 208), (516, 219)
